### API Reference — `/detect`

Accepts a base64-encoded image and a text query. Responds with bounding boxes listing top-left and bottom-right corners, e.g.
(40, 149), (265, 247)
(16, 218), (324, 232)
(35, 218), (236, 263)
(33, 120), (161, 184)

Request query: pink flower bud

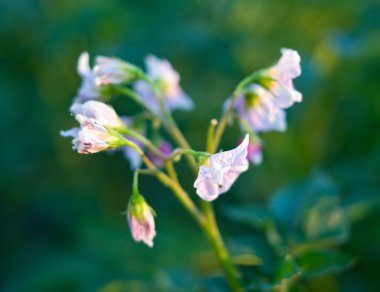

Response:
(194, 134), (249, 201)
(127, 197), (156, 247)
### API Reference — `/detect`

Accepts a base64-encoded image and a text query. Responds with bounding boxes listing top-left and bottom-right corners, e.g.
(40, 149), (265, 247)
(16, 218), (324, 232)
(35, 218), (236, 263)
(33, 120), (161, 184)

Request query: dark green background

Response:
(1, 0), (379, 291)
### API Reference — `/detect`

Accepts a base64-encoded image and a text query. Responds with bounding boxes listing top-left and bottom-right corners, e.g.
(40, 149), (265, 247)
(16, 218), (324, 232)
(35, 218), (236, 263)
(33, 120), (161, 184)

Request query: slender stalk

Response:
(201, 201), (242, 292)
(122, 127), (167, 160)
(165, 160), (178, 182)
(152, 103), (243, 291)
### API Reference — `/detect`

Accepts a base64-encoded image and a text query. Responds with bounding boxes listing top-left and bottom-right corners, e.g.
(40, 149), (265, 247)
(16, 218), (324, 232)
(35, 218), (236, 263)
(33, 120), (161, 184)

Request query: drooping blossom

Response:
(134, 55), (194, 114)
(263, 48), (302, 109)
(60, 115), (122, 154)
(194, 134), (249, 201)
(127, 191), (156, 247)
(70, 100), (125, 131)
(148, 141), (172, 168)
(231, 85), (287, 132)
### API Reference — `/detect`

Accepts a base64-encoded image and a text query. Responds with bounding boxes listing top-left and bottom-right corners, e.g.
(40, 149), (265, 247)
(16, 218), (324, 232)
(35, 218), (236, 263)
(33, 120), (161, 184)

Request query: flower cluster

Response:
(61, 48), (302, 249)
(231, 48), (301, 134)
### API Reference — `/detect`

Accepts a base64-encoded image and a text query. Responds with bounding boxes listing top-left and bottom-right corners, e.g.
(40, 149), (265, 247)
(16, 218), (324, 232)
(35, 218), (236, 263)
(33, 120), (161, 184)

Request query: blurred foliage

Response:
(0, 0), (379, 291)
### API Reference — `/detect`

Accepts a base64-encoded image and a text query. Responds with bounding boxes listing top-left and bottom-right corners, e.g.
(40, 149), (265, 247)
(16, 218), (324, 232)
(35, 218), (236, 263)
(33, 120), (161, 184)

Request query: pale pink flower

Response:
(93, 56), (136, 86)
(61, 115), (120, 154)
(265, 48), (302, 108)
(134, 55), (194, 114)
(70, 100), (125, 130)
(231, 85), (287, 132)
(194, 134), (249, 201)
(127, 199), (156, 247)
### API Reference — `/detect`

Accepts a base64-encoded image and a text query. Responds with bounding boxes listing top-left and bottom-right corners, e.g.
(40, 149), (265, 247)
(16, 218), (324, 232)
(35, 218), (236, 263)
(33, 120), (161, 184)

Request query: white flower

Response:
(127, 197), (156, 247)
(231, 85), (287, 132)
(70, 100), (125, 130)
(93, 56), (136, 86)
(134, 55), (194, 114)
(61, 115), (120, 154)
(194, 134), (249, 201)
(265, 48), (302, 108)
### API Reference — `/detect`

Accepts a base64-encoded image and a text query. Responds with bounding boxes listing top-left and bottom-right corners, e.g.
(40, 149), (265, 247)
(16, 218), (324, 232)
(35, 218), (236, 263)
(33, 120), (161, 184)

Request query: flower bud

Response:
(127, 172), (156, 247)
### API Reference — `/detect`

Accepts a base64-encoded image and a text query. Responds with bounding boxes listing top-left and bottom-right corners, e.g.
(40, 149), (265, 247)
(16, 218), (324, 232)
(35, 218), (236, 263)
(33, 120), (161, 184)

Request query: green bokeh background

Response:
(1, 0), (380, 291)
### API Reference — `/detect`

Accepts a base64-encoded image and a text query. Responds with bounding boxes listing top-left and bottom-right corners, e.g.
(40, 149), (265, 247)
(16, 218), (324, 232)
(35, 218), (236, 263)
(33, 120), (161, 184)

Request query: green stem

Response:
(122, 127), (167, 160)
(151, 106), (243, 292)
(201, 201), (243, 292)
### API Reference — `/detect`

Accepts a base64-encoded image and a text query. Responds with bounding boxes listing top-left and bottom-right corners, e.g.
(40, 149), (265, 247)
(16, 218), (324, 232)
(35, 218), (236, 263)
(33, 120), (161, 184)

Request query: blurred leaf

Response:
(273, 255), (302, 291)
(295, 249), (355, 279)
(245, 255), (301, 292)
(269, 172), (338, 227)
(303, 196), (349, 244)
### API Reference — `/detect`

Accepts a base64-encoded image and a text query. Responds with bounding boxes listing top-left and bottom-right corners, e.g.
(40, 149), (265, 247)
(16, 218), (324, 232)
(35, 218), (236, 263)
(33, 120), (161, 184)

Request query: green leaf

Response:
(303, 196), (349, 244)
(273, 255), (302, 290)
(295, 249), (355, 279)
